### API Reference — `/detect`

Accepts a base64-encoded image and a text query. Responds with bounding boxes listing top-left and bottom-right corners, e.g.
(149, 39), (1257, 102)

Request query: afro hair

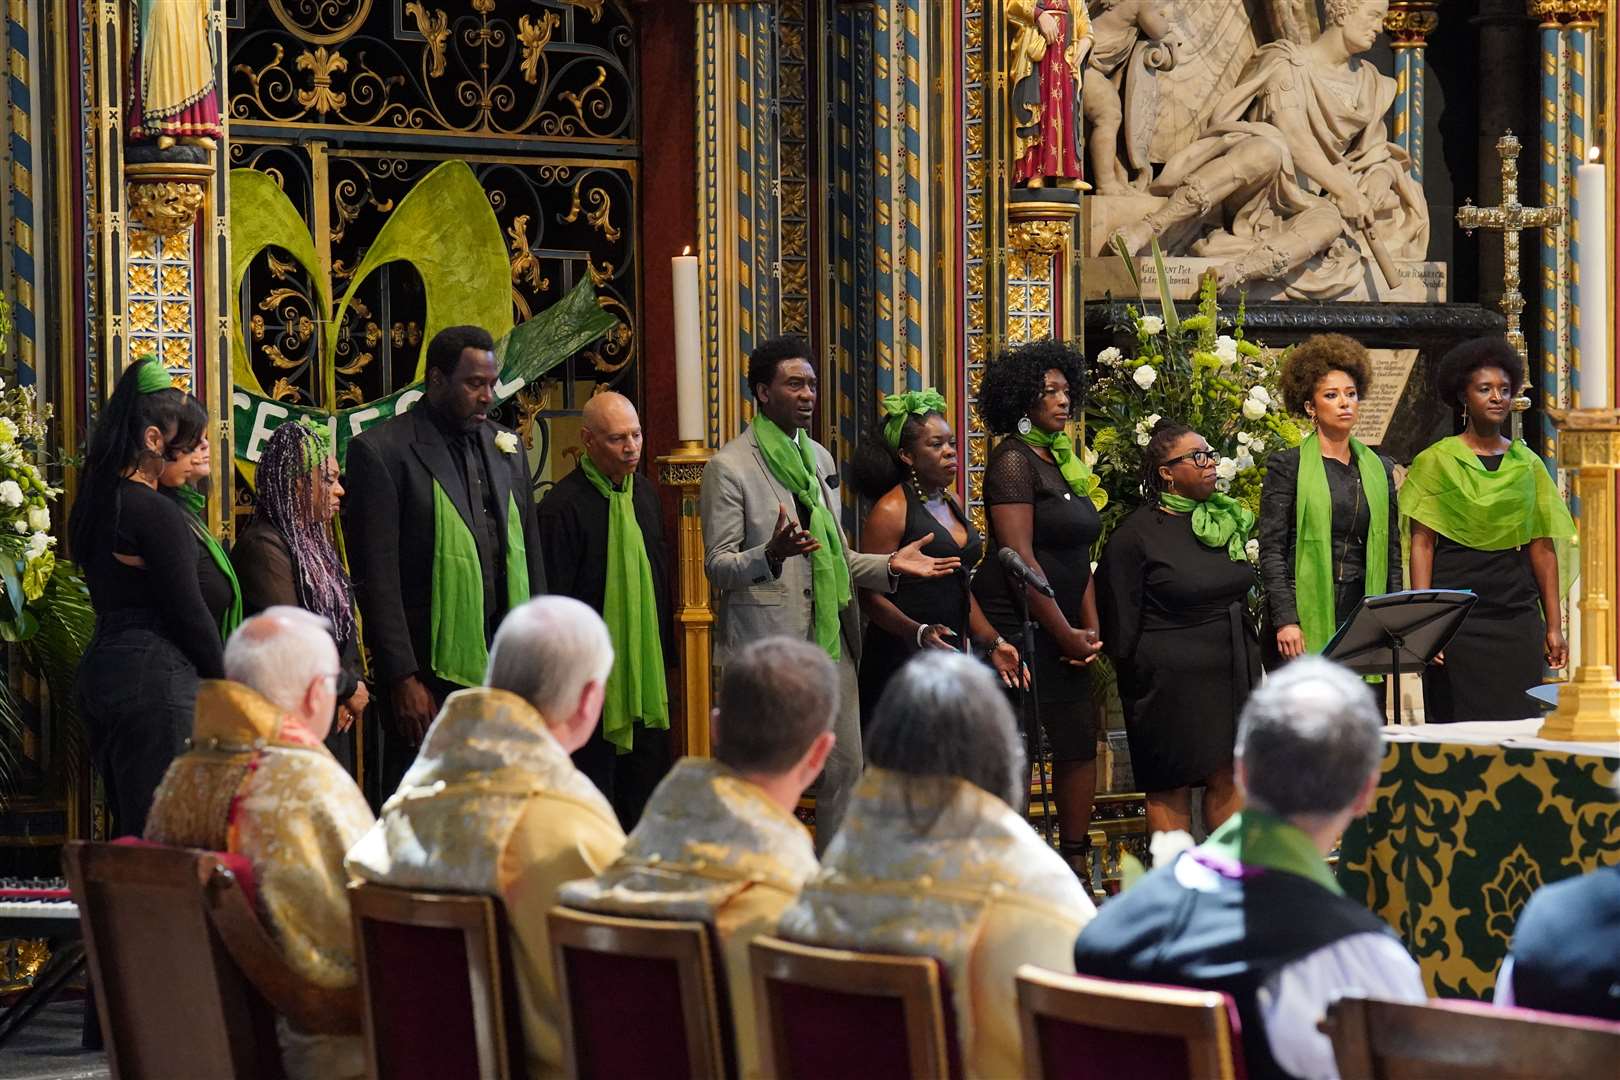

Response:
(976, 339), (1086, 436)
(1279, 333), (1374, 416)
(1434, 336), (1525, 407)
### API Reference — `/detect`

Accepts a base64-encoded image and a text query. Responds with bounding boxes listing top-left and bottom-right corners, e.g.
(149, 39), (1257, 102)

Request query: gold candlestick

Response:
(1543, 408), (1620, 741)
(657, 440), (716, 756)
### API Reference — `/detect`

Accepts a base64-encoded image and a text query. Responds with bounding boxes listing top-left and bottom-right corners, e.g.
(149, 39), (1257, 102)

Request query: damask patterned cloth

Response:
(778, 767), (1095, 1078)
(344, 687), (625, 1080)
(1337, 722), (1620, 1001)
(145, 680), (375, 1080)
(560, 757), (818, 1080)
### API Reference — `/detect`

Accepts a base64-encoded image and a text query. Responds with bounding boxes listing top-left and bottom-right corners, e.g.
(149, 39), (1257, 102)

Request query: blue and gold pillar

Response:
(1384, 2), (1440, 182)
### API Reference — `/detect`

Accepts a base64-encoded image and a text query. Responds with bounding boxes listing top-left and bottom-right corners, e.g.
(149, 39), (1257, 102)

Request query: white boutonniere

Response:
(494, 431), (521, 455)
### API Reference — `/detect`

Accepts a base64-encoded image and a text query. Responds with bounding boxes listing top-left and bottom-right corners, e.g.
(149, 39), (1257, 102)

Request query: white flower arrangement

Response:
(1097, 346), (1123, 366)
(1138, 315), (1164, 336)
(1132, 365), (1158, 390)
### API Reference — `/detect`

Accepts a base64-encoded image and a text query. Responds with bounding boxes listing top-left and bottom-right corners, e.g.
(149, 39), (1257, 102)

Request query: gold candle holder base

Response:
(657, 440), (716, 757)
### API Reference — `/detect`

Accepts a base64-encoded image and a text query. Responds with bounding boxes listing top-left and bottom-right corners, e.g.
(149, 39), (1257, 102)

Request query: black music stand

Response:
(1009, 585), (1056, 844)
(1322, 590), (1477, 716)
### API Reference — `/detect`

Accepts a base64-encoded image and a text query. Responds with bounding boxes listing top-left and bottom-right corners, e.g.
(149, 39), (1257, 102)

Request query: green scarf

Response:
(751, 414), (852, 661)
(880, 388), (948, 449)
(579, 456), (670, 752)
(1294, 434), (1389, 654)
(1201, 809), (1342, 895)
(1019, 427), (1107, 510)
(1399, 436), (1578, 598)
(430, 482), (531, 687)
(176, 485), (242, 640)
(1159, 491), (1255, 563)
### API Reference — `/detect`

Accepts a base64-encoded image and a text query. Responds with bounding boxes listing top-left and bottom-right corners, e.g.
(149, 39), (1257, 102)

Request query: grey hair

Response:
(865, 652), (1026, 810)
(713, 637), (838, 774)
(485, 596), (614, 724)
(224, 606), (340, 714)
(1236, 657), (1383, 817)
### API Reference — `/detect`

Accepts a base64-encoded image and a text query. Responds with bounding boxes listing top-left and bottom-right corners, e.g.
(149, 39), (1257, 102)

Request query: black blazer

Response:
(343, 406), (547, 686)
(1257, 444), (1401, 631)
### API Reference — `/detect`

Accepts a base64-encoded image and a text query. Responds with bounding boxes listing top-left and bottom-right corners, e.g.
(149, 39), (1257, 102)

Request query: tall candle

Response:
(1576, 150), (1610, 408)
(672, 248), (705, 442)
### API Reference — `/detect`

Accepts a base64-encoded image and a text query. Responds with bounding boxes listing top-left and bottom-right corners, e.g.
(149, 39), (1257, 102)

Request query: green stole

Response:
(1294, 433), (1388, 654)
(750, 414), (852, 661)
(579, 457), (670, 752)
(430, 480), (531, 688)
(1200, 809), (1342, 895)
(176, 485), (242, 640)
(1158, 491), (1255, 562)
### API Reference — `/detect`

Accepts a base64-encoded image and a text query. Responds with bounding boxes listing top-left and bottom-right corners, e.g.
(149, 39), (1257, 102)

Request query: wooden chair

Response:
(1015, 966), (1242, 1080)
(548, 907), (733, 1080)
(63, 840), (360, 1080)
(1324, 994), (1620, 1079)
(348, 881), (527, 1080)
(749, 935), (959, 1080)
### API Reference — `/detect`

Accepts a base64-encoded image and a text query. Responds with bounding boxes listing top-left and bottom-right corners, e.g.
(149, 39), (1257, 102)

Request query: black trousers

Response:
(77, 617), (199, 838)
(572, 724), (672, 830)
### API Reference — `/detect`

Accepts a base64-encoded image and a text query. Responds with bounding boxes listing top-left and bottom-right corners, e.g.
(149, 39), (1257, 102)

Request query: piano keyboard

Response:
(0, 877), (79, 928)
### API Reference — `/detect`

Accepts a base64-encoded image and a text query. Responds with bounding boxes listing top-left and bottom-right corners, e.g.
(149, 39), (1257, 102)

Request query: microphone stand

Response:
(1011, 581), (1056, 844)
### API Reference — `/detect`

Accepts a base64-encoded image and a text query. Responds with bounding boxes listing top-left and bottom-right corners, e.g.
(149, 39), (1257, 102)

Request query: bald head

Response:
(224, 607), (341, 739)
(580, 391), (643, 484)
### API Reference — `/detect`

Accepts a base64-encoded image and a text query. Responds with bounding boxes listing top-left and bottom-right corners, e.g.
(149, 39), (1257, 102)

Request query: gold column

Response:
(657, 441), (716, 757)
(1543, 408), (1620, 741)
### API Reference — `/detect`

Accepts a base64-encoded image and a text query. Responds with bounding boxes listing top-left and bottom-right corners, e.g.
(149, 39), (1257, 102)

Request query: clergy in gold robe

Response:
(560, 637), (837, 1078)
(778, 652), (1096, 1078)
(145, 608), (375, 1080)
(344, 597), (627, 1079)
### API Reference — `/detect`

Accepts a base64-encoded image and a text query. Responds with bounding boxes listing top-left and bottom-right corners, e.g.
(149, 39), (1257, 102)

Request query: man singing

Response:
(345, 325), (547, 800)
(537, 391), (673, 827)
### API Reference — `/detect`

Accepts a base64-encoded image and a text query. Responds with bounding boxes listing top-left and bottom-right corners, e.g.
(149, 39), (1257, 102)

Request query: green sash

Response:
(751, 414), (852, 661)
(176, 485), (242, 641)
(1159, 491), (1255, 562)
(1294, 434), (1389, 654)
(1018, 427), (1108, 510)
(579, 457), (670, 752)
(430, 481), (531, 687)
(1399, 436), (1577, 599)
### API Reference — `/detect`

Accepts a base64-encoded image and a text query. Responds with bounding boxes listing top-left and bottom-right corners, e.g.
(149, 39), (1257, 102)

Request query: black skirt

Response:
(1422, 539), (1545, 722)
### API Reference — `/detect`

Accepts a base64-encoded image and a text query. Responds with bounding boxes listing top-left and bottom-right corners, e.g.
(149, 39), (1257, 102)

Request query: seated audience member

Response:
(561, 635), (835, 1079)
(1073, 657), (1424, 1080)
(345, 596), (627, 1078)
(145, 607), (376, 1080)
(1496, 854), (1620, 1019)
(778, 652), (1095, 1078)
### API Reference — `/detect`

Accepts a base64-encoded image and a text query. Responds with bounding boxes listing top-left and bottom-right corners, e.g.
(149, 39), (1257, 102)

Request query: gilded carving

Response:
(1527, 0), (1606, 23)
(562, 179), (620, 243)
(517, 13), (560, 84)
(405, 3), (450, 79)
(1008, 218), (1070, 253)
(1383, 2), (1440, 45)
(295, 48), (349, 115)
(125, 179), (207, 238)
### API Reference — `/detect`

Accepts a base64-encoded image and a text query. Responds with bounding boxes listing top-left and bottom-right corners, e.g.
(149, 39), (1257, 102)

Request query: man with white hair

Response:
(345, 595), (627, 1079)
(146, 607), (376, 1080)
(1073, 657), (1424, 1080)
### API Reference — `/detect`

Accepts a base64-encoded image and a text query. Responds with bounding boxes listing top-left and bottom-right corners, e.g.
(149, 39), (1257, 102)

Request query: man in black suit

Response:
(345, 325), (547, 801)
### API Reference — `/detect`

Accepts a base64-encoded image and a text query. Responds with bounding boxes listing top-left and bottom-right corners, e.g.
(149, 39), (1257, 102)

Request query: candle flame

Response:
(682, 245), (692, 256)
(1589, 146), (1602, 164)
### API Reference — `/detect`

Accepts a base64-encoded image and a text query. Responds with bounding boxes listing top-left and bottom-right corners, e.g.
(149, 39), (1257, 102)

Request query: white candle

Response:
(672, 248), (705, 442)
(1577, 151), (1610, 408)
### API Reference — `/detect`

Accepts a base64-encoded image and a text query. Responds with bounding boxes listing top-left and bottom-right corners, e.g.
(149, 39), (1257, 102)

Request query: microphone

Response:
(998, 547), (1056, 599)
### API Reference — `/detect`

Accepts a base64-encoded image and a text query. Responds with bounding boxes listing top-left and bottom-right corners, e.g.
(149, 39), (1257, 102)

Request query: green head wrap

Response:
(881, 388), (948, 449)
(293, 416), (334, 469)
(133, 356), (173, 395)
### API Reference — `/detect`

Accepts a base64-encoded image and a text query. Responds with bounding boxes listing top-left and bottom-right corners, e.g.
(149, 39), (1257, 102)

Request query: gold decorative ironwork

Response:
(564, 0), (605, 22)
(268, 0), (373, 45)
(405, 3), (450, 79)
(561, 177), (620, 243)
(295, 47), (350, 115)
(517, 12), (560, 84)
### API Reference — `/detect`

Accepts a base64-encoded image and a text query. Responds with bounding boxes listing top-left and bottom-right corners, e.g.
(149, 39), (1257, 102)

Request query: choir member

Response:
(171, 421), (242, 641)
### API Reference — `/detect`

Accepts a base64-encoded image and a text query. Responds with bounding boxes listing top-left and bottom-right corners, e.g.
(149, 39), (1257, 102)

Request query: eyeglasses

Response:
(1164, 449), (1219, 468)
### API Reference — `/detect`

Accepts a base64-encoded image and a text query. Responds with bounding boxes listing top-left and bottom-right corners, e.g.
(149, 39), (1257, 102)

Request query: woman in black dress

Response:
(70, 358), (221, 837)
(1096, 420), (1260, 836)
(1259, 334), (1400, 668)
(1404, 338), (1574, 721)
(853, 390), (1022, 722)
(169, 422), (242, 640)
(972, 340), (1105, 880)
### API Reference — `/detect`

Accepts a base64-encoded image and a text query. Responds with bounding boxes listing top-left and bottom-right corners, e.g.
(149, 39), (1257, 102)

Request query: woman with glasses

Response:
(233, 419), (368, 769)
(1258, 334), (1400, 671)
(972, 339), (1105, 883)
(1096, 419), (1261, 837)
(70, 357), (220, 837)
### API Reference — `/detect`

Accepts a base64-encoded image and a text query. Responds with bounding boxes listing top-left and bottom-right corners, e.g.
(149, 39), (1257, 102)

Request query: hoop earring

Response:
(1016, 416), (1033, 435)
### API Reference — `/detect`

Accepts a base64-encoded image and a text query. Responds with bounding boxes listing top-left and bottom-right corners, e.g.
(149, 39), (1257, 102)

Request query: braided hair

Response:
(253, 419), (356, 649)
(1138, 418), (1194, 501)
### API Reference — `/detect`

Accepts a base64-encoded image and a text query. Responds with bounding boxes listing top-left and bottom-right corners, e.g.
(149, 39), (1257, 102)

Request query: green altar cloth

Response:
(1337, 719), (1620, 1001)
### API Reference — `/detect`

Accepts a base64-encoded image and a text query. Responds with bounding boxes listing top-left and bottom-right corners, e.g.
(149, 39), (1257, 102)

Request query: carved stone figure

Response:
(1081, 0), (1177, 194)
(128, 0), (222, 151)
(1108, 0), (1429, 299)
(1008, 1), (1092, 190)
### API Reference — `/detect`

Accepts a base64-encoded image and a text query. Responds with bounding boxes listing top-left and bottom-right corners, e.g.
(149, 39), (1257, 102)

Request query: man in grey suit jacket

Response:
(700, 335), (958, 847)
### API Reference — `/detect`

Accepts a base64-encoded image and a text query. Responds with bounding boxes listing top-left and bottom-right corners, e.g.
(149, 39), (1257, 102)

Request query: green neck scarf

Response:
(1399, 436), (1578, 598)
(579, 456), (670, 752)
(1019, 427), (1108, 510)
(175, 485), (242, 640)
(1159, 491), (1255, 562)
(751, 413), (852, 661)
(881, 388), (947, 449)
(430, 481), (531, 687)
(1294, 433), (1389, 654)
(1201, 808), (1342, 895)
